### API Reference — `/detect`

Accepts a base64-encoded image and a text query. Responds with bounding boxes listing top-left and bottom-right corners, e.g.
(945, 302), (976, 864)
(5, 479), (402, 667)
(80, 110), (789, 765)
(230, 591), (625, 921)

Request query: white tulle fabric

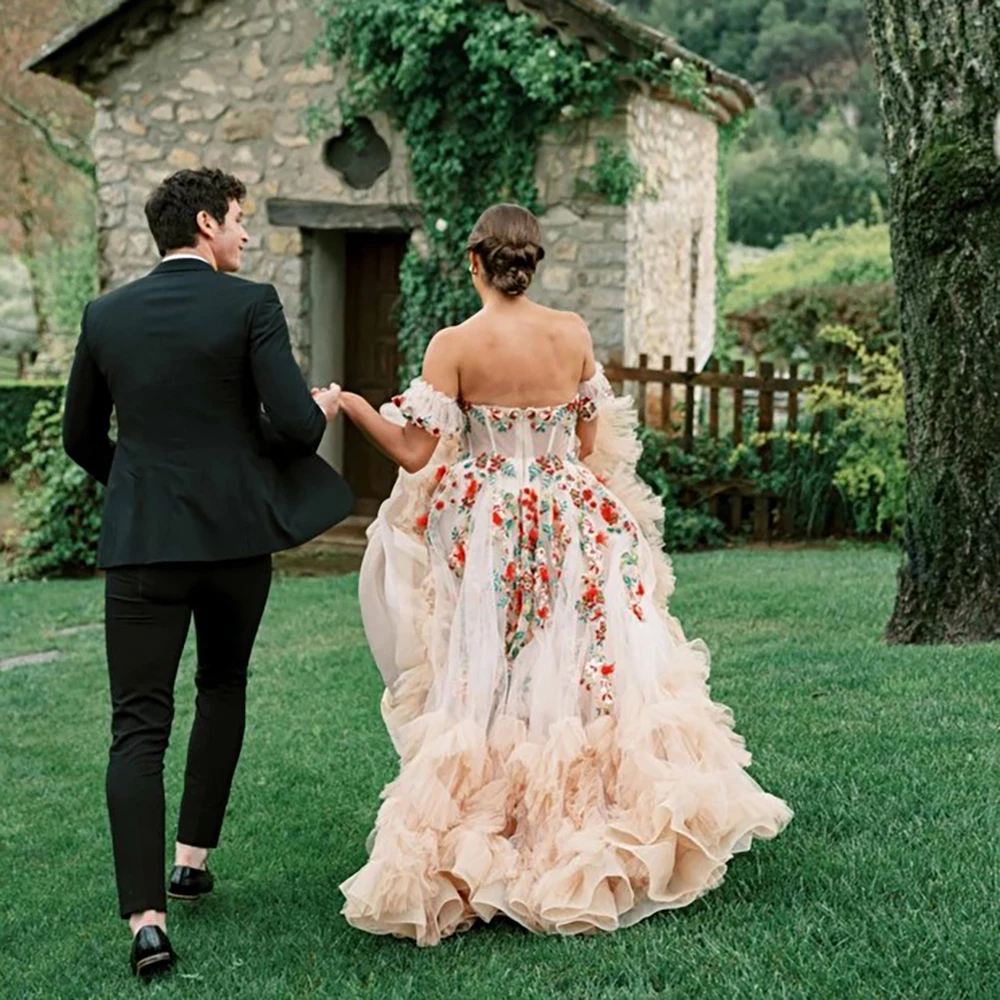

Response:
(345, 365), (792, 945)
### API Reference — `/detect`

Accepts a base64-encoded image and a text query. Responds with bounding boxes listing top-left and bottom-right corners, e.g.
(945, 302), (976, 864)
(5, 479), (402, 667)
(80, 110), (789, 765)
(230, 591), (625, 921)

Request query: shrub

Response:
(726, 282), (897, 368)
(636, 428), (732, 550)
(633, 322), (905, 547)
(726, 222), (893, 315)
(3, 396), (103, 580)
(0, 381), (65, 479)
(805, 325), (906, 537)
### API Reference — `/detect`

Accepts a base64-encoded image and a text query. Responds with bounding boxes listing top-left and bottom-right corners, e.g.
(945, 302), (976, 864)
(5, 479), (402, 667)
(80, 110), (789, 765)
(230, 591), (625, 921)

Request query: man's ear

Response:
(195, 209), (216, 239)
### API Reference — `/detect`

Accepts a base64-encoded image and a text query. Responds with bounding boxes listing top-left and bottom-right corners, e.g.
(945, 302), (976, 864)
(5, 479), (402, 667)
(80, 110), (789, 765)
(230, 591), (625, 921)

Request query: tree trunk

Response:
(863, 0), (1000, 643)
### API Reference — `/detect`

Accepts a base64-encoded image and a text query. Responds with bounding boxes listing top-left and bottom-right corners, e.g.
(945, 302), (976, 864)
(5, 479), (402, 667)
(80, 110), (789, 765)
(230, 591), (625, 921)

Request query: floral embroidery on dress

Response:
(577, 362), (614, 424)
(410, 389), (645, 720)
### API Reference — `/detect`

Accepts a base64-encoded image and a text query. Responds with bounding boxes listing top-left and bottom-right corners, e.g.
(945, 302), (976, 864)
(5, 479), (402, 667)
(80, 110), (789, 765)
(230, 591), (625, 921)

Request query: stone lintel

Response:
(266, 199), (422, 233)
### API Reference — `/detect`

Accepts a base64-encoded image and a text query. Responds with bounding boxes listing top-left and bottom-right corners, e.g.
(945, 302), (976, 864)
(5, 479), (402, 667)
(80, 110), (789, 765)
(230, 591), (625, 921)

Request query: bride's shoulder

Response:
(532, 302), (589, 334)
(425, 324), (465, 359)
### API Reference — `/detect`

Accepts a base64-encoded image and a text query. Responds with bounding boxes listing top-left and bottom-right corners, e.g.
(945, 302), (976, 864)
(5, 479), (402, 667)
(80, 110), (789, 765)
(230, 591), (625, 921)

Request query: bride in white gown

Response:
(333, 204), (792, 946)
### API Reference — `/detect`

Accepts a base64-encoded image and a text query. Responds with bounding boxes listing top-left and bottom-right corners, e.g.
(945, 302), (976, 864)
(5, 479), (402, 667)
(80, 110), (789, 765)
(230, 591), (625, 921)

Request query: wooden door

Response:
(343, 231), (408, 515)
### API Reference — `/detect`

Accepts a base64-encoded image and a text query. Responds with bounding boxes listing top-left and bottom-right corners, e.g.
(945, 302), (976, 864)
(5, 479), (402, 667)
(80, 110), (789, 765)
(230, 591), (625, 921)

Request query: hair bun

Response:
(465, 204), (545, 297)
(486, 242), (542, 296)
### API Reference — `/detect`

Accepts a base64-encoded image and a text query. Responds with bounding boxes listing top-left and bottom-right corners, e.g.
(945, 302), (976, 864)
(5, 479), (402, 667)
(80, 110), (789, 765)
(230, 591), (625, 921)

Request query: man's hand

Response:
(312, 382), (342, 421)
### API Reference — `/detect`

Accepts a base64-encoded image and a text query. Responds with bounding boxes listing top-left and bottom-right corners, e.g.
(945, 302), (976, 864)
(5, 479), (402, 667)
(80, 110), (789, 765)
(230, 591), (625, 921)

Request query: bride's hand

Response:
(312, 382), (342, 421)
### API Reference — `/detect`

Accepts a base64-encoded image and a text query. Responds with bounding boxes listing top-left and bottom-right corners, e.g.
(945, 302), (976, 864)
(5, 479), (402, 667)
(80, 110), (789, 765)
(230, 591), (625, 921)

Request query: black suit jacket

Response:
(63, 258), (353, 568)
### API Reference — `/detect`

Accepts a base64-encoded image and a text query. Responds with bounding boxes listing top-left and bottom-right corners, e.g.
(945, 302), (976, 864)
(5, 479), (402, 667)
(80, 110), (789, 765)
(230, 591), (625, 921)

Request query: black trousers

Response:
(104, 556), (272, 918)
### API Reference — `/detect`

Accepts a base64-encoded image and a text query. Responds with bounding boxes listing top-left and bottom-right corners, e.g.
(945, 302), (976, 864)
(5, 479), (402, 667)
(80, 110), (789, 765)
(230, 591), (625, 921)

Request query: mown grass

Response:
(1, 546), (996, 999)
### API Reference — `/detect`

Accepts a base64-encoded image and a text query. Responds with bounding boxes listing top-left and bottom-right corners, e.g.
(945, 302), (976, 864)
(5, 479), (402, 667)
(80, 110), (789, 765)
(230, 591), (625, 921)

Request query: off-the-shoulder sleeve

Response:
(577, 362), (613, 421)
(391, 377), (465, 438)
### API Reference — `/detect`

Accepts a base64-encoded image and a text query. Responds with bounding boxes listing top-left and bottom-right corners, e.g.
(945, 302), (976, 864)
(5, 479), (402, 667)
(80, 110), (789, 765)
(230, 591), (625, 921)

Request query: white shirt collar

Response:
(162, 253), (212, 264)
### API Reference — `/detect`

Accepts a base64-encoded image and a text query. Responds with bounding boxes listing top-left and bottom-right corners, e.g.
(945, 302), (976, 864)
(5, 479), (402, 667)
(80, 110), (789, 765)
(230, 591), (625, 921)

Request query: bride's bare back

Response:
(431, 297), (596, 408)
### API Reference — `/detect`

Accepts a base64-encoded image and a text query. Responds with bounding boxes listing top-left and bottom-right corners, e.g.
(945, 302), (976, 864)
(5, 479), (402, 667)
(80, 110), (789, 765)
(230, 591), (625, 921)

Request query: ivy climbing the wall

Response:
(314, 0), (729, 382)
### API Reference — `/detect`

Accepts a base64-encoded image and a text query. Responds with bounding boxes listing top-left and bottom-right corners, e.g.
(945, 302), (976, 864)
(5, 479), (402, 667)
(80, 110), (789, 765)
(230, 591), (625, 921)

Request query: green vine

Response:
(583, 137), (644, 206)
(666, 58), (711, 113)
(314, 0), (720, 382)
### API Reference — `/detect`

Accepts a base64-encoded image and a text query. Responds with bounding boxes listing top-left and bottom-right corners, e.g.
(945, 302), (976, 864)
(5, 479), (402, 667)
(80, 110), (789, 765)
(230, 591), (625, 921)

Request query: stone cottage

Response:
(29, 0), (752, 511)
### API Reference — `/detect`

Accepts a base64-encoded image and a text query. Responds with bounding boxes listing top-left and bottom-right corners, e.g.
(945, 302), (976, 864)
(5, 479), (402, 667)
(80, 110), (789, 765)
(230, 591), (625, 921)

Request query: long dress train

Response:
(342, 365), (792, 945)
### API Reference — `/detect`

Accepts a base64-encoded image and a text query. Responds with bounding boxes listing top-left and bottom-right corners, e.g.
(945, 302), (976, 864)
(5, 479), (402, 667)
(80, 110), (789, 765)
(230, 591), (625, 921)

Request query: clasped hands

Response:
(311, 382), (347, 421)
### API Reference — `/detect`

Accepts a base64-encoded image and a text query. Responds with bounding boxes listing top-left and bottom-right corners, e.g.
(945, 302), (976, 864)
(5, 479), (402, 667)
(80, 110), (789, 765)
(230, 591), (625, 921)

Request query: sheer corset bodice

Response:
(462, 400), (584, 464)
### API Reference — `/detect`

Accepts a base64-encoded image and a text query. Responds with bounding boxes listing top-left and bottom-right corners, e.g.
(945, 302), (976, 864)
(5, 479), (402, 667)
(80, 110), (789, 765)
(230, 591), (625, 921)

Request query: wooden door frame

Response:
(266, 199), (420, 500)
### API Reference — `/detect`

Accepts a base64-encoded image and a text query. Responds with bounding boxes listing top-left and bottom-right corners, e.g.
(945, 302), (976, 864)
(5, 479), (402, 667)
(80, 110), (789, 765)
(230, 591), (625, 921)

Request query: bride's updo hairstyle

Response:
(466, 203), (546, 297)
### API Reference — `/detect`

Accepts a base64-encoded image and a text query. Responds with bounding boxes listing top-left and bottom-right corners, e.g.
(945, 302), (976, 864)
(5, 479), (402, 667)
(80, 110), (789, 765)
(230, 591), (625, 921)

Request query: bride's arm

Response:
(340, 330), (460, 474)
(338, 393), (439, 473)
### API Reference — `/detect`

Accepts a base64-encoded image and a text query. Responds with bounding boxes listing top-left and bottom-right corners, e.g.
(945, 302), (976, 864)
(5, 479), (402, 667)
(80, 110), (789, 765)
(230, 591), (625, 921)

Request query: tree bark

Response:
(863, 0), (1000, 643)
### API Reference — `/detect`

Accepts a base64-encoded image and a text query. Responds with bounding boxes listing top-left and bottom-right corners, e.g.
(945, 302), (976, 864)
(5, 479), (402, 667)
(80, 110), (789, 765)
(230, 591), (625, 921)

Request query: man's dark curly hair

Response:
(144, 168), (247, 255)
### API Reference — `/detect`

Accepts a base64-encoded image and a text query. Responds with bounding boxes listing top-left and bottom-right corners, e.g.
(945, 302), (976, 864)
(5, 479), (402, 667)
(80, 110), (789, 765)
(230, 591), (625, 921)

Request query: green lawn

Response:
(1, 547), (998, 999)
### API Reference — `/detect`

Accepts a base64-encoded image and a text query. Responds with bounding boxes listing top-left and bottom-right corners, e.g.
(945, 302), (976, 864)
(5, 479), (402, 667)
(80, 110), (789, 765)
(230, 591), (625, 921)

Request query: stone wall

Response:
(93, 0), (414, 369)
(88, 0), (717, 380)
(533, 115), (628, 361)
(625, 94), (718, 371)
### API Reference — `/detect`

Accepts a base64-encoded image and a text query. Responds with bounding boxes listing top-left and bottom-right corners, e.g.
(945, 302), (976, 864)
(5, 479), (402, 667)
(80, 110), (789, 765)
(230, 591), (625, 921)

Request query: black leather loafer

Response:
(130, 925), (176, 979)
(168, 865), (214, 901)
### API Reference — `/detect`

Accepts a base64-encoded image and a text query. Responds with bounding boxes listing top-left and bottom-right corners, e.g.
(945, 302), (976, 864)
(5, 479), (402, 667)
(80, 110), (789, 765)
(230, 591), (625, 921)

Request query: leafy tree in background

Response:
(610, 0), (883, 246)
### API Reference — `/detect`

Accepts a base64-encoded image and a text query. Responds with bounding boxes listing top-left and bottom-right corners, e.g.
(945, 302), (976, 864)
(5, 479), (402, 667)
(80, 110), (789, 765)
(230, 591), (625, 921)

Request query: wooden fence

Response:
(604, 354), (851, 540)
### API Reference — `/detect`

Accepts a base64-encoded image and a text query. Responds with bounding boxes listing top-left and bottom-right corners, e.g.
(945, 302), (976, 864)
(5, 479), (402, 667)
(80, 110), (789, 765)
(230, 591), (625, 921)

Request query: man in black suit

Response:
(63, 168), (352, 978)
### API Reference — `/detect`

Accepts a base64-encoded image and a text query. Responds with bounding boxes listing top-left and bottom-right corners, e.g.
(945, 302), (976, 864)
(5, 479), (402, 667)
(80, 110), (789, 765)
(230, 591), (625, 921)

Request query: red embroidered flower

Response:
(528, 528), (539, 544)
(600, 501), (618, 525)
(415, 514), (428, 529)
(505, 562), (516, 581)
(538, 606), (549, 620)
(600, 664), (615, 676)
(595, 532), (608, 546)
(435, 500), (445, 511)
(637, 581), (645, 596)
(434, 465), (447, 482)
(493, 510), (504, 526)
(539, 566), (549, 583)
(583, 586), (600, 605)
(583, 488), (593, 501)
(392, 395), (404, 407)
(454, 541), (465, 564)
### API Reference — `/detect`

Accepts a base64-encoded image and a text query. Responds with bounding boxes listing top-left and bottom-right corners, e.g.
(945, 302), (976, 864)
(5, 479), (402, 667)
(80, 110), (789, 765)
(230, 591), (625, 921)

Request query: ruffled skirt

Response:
(344, 399), (792, 945)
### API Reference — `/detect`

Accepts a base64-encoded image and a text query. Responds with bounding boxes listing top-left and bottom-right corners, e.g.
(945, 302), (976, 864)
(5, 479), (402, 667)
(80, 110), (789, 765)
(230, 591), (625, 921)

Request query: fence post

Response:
(730, 359), (745, 533)
(754, 361), (775, 541)
(706, 358), (720, 522)
(812, 364), (825, 438)
(782, 363), (800, 536)
(732, 359), (745, 447)
(662, 355), (672, 437)
(708, 358), (720, 440)
(683, 357), (696, 453)
(637, 353), (648, 427)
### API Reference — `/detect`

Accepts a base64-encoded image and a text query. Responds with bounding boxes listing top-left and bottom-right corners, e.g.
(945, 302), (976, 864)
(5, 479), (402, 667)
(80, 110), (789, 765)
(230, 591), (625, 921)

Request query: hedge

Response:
(725, 282), (898, 367)
(0, 381), (65, 479)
